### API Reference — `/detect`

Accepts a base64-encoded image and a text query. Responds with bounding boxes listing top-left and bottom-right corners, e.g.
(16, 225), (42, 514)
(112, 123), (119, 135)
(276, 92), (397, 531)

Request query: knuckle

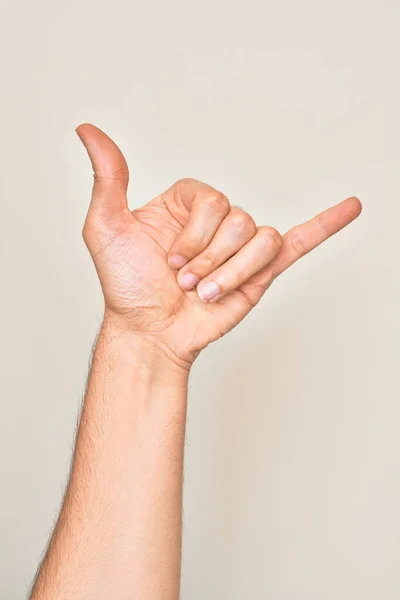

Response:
(175, 177), (197, 188)
(168, 178), (198, 201)
(204, 191), (230, 215)
(199, 251), (216, 269)
(93, 165), (129, 182)
(286, 228), (309, 257)
(316, 215), (328, 239)
(184, 230), (207, 249)
(230, 210), (256, 235)
(258, 226), (283, 252)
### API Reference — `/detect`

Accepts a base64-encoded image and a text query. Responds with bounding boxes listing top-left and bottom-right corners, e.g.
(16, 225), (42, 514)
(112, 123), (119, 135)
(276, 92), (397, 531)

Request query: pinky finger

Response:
(235, 195), (363, 308)
(271, 196), (362, 277)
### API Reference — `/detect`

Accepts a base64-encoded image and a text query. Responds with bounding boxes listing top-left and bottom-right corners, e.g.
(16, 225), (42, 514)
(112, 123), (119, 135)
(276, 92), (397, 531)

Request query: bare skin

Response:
(29, 124), (362, 599)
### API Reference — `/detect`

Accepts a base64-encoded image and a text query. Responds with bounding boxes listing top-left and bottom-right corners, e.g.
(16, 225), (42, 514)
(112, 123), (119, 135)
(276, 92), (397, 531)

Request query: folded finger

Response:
(166, 179), (230, 269)
(176, 208), (257, 291)
(196, 226), (282, 302)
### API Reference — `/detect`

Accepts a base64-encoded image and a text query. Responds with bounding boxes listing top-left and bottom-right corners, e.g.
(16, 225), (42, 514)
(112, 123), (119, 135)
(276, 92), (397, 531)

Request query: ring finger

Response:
(196, 226), (283, 302)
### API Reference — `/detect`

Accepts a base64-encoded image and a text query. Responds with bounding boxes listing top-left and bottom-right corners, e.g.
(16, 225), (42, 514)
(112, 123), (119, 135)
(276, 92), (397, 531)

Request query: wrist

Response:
(99, 311), (192, 379)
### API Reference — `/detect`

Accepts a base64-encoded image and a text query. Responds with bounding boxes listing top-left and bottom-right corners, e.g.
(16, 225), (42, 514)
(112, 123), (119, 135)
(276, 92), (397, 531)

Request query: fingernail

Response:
(197, 281), (220, 302)
(178, 272), (199, 291)
(169, 254), (187, 269)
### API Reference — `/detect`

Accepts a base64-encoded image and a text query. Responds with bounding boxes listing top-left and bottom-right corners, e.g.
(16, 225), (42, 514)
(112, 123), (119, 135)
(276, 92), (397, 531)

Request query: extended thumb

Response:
(76, 123), (129, 215)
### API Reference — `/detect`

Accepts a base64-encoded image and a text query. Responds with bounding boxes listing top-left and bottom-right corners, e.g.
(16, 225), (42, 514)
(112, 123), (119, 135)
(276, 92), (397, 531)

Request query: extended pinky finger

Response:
(196, 226), (282, 302)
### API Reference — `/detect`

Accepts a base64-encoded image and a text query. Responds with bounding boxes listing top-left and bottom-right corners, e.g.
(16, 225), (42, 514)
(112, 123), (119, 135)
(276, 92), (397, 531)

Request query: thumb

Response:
(75, 123), (129, 216)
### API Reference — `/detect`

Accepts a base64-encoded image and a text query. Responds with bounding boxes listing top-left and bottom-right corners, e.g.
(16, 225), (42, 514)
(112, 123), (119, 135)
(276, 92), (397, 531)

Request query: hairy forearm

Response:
(30, 318), (189, 600)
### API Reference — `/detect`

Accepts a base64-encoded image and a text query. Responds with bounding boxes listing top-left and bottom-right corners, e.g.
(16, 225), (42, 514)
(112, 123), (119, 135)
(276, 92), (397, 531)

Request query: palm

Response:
(94, 196), (259, 358)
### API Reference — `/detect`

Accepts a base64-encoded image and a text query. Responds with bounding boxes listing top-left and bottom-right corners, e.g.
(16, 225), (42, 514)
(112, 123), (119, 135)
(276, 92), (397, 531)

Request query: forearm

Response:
(30, 318), (189, 600)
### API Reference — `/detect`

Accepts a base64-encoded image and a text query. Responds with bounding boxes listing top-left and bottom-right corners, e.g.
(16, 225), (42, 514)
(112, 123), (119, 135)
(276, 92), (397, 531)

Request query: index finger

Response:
(163, 178), (230, 269)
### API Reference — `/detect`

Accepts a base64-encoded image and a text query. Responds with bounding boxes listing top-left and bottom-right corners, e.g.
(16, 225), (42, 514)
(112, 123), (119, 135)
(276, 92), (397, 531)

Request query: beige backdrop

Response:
(1, 0), (399, 598)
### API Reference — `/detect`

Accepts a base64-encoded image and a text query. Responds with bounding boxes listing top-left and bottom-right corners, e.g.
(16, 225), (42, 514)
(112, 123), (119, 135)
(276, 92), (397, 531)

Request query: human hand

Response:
(76, 124), (361, 369)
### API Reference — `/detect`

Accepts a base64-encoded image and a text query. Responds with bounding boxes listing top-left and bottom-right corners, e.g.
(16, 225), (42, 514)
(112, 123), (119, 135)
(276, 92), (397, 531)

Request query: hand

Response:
(76, 124), (362, 369)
